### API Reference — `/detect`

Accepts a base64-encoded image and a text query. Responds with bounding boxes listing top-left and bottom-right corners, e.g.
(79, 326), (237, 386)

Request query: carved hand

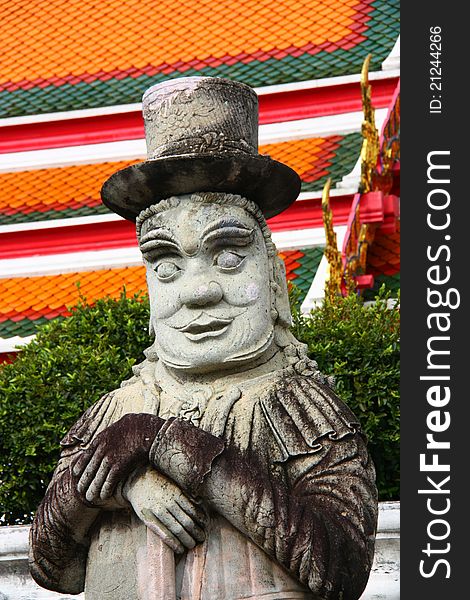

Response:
(124, 467), (207, 554)
(72, 413), (164, 503)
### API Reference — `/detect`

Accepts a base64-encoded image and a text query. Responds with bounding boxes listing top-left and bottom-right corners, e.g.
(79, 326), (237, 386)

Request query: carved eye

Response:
(155, 261), (181, 281)
(215, 251), (245, 271)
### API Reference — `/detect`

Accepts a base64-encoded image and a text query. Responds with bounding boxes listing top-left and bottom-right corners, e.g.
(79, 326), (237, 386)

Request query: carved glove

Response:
(124, 467), (207, 554)
(73, 413), (165, 503)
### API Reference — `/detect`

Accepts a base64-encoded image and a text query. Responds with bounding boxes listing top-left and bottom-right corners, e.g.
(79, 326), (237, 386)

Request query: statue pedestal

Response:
(0, 502), (399, 600)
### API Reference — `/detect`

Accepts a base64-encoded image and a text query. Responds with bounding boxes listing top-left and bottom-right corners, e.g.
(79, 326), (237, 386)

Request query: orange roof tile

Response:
(0, 267), (147, 321)
(1, 0), (363, 85)
(0, 160), (138, 216)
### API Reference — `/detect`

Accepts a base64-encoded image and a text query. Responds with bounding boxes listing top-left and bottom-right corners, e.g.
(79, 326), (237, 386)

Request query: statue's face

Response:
(140, 201), (274, 373)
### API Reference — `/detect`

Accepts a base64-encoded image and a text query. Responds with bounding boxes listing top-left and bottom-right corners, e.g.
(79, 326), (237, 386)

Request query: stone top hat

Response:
(101, 77), (301, 221)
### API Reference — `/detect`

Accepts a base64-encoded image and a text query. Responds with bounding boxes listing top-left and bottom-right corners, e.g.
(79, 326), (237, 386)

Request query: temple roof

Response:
(0, 133), (361, 225)
(1, 0), (399, 117)
(0, 1), (400, 358)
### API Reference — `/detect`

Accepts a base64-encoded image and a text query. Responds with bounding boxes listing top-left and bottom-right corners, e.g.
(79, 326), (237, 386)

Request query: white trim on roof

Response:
(382, 36), (400, 71)
(0, 139), (146, 172)
(262, 109), (388, 143)
(0, 247), (143, 277)
(336, 156), (362, 192)
(275, 227), (331, 250)
(0, 213), (123, 234)
(0, 104), (141, 127)
(0, 188), (359, 234)
(0, 68), (400, 128)
(0, 109), (388, 173)
(0, 335), (34, 353)
(255, 69), (400, 95)
(0, 228), (330, 279)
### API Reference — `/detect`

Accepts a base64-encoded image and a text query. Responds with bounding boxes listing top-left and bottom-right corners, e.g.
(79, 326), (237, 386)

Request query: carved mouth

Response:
(176, 314), (233, 341)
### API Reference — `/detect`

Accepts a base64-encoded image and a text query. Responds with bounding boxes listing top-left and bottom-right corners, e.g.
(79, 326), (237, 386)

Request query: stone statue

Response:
(29, 77), (377, 600)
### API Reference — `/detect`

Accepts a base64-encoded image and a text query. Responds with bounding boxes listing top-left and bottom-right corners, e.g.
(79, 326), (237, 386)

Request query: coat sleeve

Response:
(28, 458), (100, 594)
(150, 375), (378, 600)
(28, 390), (124, 594)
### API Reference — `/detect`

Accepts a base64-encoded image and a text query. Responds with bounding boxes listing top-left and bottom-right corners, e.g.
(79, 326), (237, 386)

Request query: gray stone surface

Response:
(101, 76), (301, 221)
(0, 502), (399, 599)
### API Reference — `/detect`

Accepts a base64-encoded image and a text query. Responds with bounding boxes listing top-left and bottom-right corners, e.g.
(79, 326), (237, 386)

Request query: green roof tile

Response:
(1, 0), (399, 117)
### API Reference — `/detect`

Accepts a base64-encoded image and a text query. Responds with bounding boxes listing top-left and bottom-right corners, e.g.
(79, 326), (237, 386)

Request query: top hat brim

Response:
(101, 153), (301, 222)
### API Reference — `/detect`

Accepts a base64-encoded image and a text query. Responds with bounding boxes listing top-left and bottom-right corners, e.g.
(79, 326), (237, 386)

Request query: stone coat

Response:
(29, 353), (377, 600)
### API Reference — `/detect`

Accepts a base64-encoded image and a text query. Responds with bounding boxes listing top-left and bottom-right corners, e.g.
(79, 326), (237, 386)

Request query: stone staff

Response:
(139, 380), (176, 600)
(142, 529), (175, 600)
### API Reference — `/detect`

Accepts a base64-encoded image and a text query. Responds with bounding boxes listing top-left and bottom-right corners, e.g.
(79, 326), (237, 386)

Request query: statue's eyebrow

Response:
(201, 218), (254, 247)
(139, 228), (181, 258)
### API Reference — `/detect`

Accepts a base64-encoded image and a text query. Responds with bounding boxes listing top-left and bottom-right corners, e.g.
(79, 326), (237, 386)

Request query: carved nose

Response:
(181, 281), (223, 306)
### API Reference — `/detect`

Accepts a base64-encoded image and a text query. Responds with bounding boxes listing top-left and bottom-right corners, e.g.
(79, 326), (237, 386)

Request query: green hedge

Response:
(0, 293), (151, 525)
(291, 286), (400, 500)
(0, 288), (399, 525)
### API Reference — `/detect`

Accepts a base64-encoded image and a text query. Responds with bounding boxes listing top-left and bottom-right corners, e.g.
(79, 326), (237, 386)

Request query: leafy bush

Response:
(0, 287), (399, 525)
(0, 292), (150, 525)
(291, 286), (400, 500)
